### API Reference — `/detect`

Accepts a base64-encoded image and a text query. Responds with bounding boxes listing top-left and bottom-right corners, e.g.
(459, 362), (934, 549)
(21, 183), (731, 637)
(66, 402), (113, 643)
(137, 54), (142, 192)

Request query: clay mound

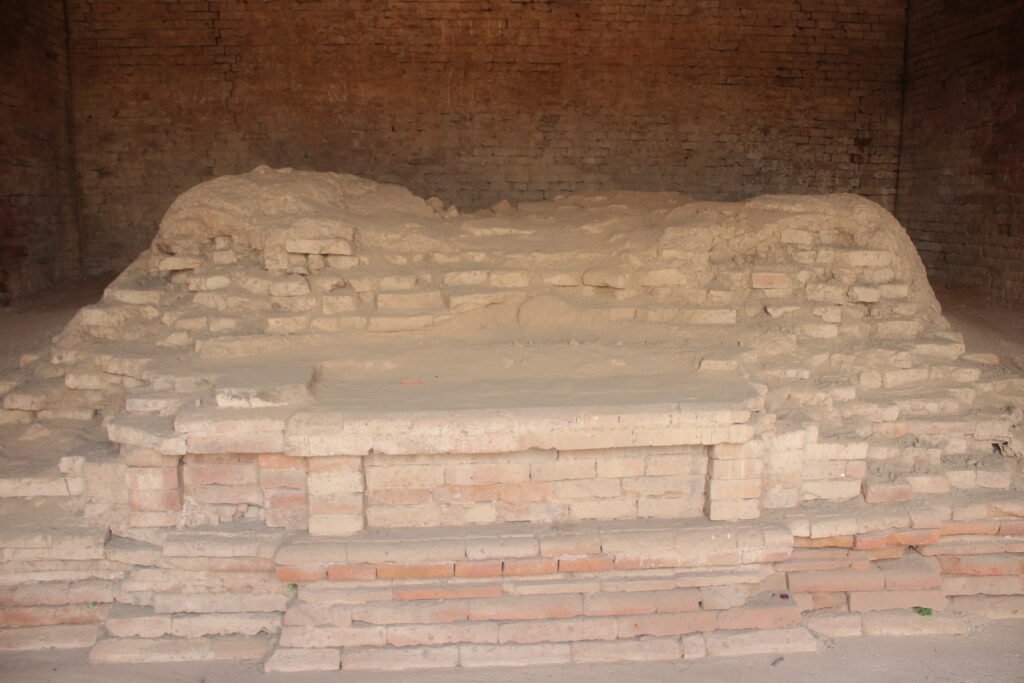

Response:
(154, 167), (436, 270)
(129, 165), (945, 348)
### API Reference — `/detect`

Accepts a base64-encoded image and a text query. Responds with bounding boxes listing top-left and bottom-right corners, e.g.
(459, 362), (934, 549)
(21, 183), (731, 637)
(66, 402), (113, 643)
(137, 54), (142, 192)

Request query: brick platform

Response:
(1, 174), (1021, 672)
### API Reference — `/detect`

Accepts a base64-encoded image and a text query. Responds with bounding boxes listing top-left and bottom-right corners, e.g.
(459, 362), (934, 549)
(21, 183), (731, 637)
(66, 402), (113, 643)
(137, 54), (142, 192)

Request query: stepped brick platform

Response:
(0, 168), (1021, 672)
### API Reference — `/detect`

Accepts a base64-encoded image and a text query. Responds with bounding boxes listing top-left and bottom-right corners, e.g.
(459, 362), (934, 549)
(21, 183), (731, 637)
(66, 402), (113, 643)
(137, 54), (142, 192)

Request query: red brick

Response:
(862, 480), (913, 504)
(183, 462), (259, 486)
(0, 604), (107, 628)
(326, 564), (377, 581)
(999, 520), (1024, 536)
(854, 528), (940, 550)
(263, 488), (307, 509)
(937, 554), (1024, 576)
(788, 568), (885, 593)
(352, 601), (469, 625)
(940, 521), (1000, 536)
(558, 557), (614, 573)
(126, 467), (179, 491)
(468, 594), (582, 621)
(129, 489), (182, 512)
(376, 563), (454, 580)
(503, 559), (557, 577)
(455, 561), (503, 578)
(584, 589), (701, 616)
(260, 469), (308, 490)
(276, 566), (327, 583)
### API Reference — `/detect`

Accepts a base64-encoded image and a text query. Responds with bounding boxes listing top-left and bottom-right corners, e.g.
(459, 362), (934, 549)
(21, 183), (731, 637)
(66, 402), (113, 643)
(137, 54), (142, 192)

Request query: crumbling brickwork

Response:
(897, 0), (1024, 305)
(65, 0), (907, 276)
(0, 0), (80, 302)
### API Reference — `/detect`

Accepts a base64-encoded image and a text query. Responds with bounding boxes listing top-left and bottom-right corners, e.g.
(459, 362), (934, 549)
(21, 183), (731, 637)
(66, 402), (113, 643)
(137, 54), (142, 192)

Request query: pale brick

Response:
(264, 647), (340, 672)
(498, 617), (617, 644)
(861, 610), (968, 636)
(346, 645), (462, 671)
(705, 627), (818, 657)
(0, 624), (98, 651)
(848, 590), (948, 612)
(571, 637), (681, 662)
(459, 643), (571, 667)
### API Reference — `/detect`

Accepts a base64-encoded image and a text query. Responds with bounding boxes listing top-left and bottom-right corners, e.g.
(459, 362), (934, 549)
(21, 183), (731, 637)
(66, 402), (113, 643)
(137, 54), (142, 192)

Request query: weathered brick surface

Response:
(896, 0), (1024, 304)
(64, 0), (906, 276)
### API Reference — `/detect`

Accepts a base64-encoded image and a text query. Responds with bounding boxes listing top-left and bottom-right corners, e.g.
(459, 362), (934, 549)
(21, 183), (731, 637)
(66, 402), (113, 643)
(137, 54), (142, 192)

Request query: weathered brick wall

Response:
(896, 0), (1024, 305)
(66, 0), (906, 276)
(0, 0), (80, 303)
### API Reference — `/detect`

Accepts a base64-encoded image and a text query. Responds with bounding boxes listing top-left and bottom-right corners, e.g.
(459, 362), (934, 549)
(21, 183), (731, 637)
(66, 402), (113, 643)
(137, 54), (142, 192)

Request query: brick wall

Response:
(66, 0), (907, 276)
(896, 0), (1024, 305)
(0, 0), (80, 303)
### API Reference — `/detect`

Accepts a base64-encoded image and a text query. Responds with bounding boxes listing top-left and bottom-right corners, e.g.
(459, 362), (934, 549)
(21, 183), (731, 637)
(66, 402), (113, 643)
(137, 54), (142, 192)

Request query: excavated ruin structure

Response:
(1, 166), (1022, 671)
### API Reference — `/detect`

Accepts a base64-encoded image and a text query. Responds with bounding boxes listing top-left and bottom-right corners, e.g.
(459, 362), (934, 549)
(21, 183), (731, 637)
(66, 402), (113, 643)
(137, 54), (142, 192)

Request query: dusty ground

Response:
(0, 275), (113, 376)
(0, 278), (1022, 681)
(0, 620), (1020, 682)
(934, 285), (1024, 373)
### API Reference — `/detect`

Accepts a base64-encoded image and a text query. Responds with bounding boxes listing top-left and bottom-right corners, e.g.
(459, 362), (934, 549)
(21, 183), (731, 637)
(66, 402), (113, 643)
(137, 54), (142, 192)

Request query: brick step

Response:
(0, 573), (115, 647)
(1, 378), (66, 415)
(0, 467), (76, 498)
(365, 308), (452, 333)
(279, 584), (801, 647)
(90, 634), (272, 663)
(273, 518), (794, 585)
(949, 595), (1024, 619)
(776, 488), (1024, 543)
(0, 624), (100, 651)
(849, 382), (976, 414)
(806, 608), (969, 638)
(267, 626), (819, 672)
(766, 383), (857, 408)
(783, 547), (949, 612)
(272, 571), (816, 671)
(124, 389), (206, 416)
(0, 524), (109, 562)
(103, 603), (282, 639)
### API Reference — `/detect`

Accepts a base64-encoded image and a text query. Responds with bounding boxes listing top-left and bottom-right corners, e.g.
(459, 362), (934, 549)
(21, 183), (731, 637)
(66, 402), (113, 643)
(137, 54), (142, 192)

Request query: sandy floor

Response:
(933, 285), (1024, 372)
(0, 279), (1022, 681)
(0, 620), (1020, 682)
(0, 275), (112, 375)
